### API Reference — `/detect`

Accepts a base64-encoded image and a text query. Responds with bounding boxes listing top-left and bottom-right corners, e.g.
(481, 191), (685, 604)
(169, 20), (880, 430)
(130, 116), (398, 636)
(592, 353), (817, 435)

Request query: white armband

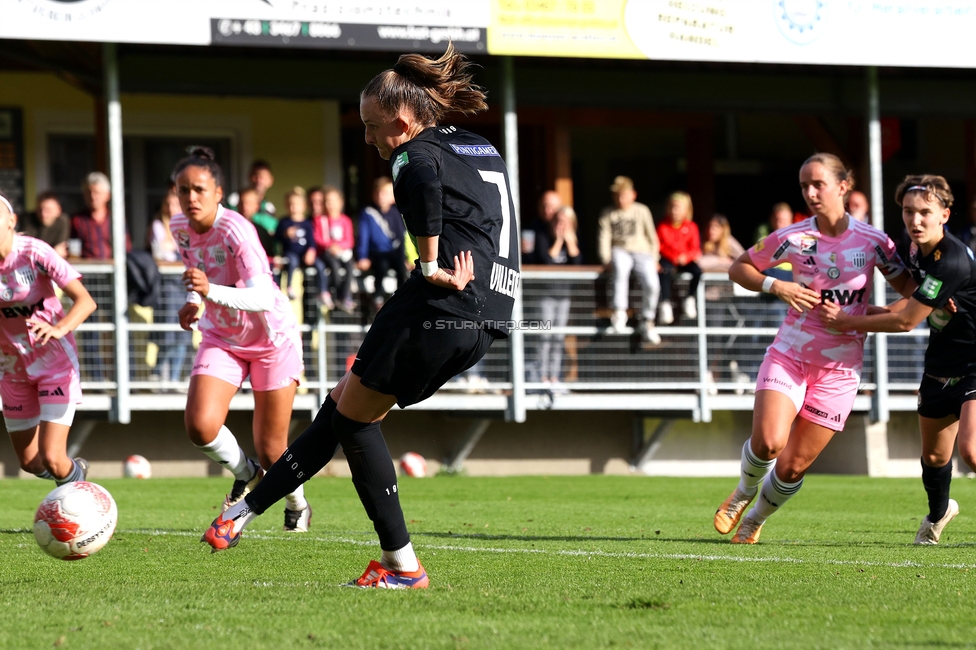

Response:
(421, 260), (439, 277)
(205, 276), (277, 312)
(761, 276), (776, 294)
(186, 291), (203, 305)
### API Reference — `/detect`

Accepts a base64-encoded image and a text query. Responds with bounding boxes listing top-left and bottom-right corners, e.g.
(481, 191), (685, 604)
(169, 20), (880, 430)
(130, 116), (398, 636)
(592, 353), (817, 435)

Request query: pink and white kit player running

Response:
(748, 215), (905, 429)
(0, 193), (96, 485)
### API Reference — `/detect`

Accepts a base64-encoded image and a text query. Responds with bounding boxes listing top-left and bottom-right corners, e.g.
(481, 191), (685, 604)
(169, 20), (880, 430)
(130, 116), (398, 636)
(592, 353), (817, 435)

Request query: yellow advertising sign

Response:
(489, 0), (644, 59)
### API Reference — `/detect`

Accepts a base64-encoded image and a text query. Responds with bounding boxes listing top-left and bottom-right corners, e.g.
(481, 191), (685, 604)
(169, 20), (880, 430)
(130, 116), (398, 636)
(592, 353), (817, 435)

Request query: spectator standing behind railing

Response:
(533, 206), (583, 386)
(312, 186), (356, 313)
(147, 185), (190, 386)
(70, 172), (131, 259)
(226, 159), (276, 217)
(275, 186), (329, 306)
(598, 176), (662, 344)
(753, 203), (794, 282)
(18, 191), (69, 258)
(847, 190), (870, 223)
(700, 215), (748, 392)
(238, 187), (278, 262)
(522, 190), (561, 264)
(356, 176), (408, 308)
(656, 191), (702, 323)
(699, 215), (744, 273)
(70, 172), (130, 382)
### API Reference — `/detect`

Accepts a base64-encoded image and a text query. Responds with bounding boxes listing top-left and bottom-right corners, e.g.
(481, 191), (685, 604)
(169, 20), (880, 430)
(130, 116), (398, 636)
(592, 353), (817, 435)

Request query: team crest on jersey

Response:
(211, 246), (226, 266)
(14, 267), (35, 286)
(177, 230), (191, 248)
(799, 236), (818, 255)
(827, 267), (840, 279)
(934, 249), (942, 261)
(851, 251), (866, 269)
(754, 238), (766, 252)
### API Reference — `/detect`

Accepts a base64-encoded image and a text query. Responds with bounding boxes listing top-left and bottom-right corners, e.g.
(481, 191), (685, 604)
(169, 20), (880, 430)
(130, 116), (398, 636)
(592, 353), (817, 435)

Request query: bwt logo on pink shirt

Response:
(820, 288), (865, 306)
(0, 297), (45, 319)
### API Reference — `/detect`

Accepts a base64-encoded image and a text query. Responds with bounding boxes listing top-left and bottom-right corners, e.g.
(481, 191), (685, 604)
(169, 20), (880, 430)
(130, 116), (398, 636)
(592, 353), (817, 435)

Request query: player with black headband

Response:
(203, 43), (520, 588)
(822, 175), (976, 544)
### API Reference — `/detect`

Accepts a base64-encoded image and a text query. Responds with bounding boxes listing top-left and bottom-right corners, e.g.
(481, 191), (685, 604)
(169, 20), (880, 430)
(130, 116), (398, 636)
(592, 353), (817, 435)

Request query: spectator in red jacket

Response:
(312, 186), (356, 312)
(656, 191), (702, 323)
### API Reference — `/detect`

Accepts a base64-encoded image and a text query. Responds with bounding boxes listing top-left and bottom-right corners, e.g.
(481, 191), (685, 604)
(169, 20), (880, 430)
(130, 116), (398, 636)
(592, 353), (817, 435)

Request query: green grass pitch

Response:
(2, 475), (976, 649)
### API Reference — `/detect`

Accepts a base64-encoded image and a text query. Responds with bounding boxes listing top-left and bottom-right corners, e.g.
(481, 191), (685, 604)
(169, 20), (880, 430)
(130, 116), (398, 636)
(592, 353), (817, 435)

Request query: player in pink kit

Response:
(170, 148), (311, 533)
(0, 192), (96, 485)
(713, 153), (915, 543)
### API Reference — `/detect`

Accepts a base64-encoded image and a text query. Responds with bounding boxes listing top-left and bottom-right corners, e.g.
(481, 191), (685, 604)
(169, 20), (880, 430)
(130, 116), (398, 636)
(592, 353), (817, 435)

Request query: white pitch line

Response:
(115, 528), (976, 571)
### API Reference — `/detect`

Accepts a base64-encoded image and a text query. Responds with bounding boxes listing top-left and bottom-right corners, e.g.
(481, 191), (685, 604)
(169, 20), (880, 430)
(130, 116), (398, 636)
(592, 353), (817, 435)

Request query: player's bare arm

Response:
(820, 296), (932, 333)
(26, 278), (96, 345)
(729, 252), (819, 313)
(417, 234), (475, 291)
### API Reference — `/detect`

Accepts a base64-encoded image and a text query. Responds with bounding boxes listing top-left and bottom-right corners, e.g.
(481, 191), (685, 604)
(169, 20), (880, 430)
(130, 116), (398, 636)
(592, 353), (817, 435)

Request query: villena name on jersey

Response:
(0, 297), (45, 319)
(490, 262), (520, 298)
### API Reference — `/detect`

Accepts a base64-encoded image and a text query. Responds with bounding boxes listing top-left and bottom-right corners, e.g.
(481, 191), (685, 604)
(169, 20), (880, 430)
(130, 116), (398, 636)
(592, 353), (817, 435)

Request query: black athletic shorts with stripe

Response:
(917, 374), (976, 420)
(351, 278), (496, 407)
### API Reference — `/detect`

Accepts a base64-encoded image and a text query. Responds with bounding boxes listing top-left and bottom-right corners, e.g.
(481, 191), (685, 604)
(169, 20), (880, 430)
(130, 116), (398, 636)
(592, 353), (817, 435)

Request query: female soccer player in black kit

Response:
(203, 44), (520, 588)
(822, 175), (976, 545)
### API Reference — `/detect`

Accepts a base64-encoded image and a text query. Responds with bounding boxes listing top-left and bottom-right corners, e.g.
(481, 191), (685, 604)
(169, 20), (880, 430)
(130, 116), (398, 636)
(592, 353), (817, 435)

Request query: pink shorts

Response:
(1, 369), (81, 426)
(755, 349), (860, 431)
(191, 337), (303, 392)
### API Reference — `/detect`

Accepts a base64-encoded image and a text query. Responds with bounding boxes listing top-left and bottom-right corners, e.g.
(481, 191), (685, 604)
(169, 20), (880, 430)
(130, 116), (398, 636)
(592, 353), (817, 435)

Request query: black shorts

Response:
(917, 374), (976, 420)
(351, 281), (496, 407)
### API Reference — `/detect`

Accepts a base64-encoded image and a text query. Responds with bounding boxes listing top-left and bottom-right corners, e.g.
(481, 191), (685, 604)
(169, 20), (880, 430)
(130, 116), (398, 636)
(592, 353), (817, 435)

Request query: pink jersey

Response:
(748, 216), (905, 370)
(0, 235), (82, 382)
(171, 206), (298, 358)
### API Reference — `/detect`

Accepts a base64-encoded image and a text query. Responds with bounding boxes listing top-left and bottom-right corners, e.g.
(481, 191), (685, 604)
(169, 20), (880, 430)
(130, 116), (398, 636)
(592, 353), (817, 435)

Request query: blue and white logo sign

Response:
(774, 0), (827, 46)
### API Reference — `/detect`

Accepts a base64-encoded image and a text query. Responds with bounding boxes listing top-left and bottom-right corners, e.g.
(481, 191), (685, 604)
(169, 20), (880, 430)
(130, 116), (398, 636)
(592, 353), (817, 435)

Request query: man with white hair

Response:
(70, 172), (129, 259)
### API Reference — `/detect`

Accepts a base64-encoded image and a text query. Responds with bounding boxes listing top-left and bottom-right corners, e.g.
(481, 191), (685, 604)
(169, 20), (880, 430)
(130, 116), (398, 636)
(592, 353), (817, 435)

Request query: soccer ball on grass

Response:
(124, 454), (152, 479)
(399, 452), (427, 478)
(33, 481), (118, 560)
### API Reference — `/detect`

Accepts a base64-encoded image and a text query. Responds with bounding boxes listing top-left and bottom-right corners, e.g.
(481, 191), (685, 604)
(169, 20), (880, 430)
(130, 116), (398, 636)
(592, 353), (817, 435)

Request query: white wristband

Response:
(761, 276), (776, 294)
(421, 260), (438, 277)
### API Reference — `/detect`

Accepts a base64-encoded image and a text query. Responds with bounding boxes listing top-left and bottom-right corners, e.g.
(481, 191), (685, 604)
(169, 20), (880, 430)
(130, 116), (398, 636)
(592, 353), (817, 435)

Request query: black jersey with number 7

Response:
(390, 126), (520, 336)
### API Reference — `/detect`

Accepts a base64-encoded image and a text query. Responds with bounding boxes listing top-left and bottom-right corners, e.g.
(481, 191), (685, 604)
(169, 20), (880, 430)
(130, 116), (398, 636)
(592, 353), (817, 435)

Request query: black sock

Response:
(921, 457), (953, 523)
(332, 410), (410, 551)
(244, 396), (340, 515)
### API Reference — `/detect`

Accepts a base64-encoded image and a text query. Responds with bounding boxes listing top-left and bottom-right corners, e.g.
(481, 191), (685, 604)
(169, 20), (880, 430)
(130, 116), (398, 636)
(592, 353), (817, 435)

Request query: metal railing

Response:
(67, 263), (926, 422)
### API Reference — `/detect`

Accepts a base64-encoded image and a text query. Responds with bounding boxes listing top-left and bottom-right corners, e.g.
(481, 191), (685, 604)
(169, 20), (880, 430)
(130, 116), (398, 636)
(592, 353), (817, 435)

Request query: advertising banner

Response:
(489, 1), (976, 69)
(1, 0), (975, 69)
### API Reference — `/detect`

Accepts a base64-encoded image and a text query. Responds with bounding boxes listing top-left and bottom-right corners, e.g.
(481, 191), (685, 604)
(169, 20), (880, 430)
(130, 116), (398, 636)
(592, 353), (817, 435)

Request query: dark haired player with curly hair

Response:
(204, 44), (520, 589)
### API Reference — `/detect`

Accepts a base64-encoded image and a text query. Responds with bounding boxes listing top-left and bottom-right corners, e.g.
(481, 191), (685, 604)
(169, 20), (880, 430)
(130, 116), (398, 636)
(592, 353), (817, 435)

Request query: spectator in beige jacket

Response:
(598, 176), (661, 344)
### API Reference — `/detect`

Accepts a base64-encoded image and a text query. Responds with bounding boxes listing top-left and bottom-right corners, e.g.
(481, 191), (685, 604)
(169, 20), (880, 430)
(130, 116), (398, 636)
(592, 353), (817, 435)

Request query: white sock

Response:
(196, 425), (251, 480)
(284, 484), (308, 512)
(223, 499), (258, 535)
(737, 439), (775, 496)
(381, 542), (419, 572)
(749, 472), (804, 524)
(54, 459), (84, 485)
